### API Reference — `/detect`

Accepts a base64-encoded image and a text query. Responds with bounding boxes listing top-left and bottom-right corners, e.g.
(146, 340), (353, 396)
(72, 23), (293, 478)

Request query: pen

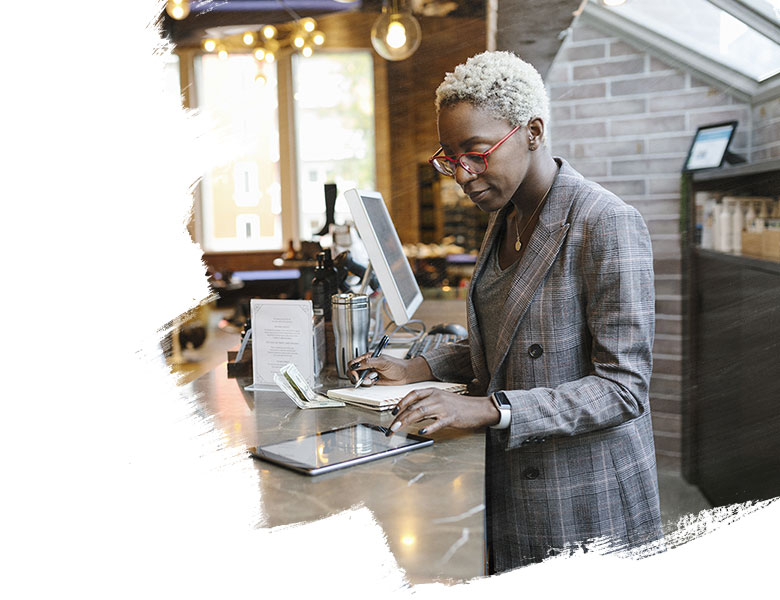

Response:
(354, 334), (390, 388)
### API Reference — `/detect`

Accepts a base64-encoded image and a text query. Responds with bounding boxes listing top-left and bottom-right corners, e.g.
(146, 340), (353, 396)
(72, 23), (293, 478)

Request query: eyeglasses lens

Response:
(432, 155), (485, 177)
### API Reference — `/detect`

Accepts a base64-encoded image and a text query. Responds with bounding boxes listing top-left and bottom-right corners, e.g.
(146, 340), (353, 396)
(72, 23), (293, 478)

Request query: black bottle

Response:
(311, 252), (332, 321)
(322, 251), (340, 300)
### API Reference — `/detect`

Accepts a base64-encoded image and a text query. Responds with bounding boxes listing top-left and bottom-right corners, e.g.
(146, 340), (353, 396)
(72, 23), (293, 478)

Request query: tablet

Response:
(248, 423), (433, 476)
(683, 121), (737, 171)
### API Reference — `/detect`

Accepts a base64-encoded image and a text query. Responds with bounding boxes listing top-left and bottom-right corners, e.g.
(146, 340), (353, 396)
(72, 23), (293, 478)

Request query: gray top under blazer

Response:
(422, 158), (663, 572)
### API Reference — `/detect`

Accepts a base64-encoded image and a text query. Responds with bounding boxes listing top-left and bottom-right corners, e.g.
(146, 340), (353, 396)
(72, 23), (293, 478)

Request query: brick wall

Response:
(752, 98), (780, 161)
(545, 21), (762, 472)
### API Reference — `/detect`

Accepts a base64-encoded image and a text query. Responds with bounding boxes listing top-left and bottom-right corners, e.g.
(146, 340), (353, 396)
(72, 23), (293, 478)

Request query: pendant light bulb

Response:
(370, 1), (421, 61)
(312, 31), (325, 46)
(166, 0), (190, 20)
(262, 25), (277, 40)
(300, 17), (317, 33)
(301, 45), (313, 58)
(202, 39), (217, 52)
(242, 32), (256, 46)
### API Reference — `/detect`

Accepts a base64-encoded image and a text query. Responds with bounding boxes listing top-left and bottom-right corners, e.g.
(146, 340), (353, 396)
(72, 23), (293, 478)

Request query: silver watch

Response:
(489, 391), (511, 429)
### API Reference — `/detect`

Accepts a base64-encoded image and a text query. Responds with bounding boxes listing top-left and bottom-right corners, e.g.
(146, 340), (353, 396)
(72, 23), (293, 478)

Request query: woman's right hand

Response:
(347, 355), (433, 386)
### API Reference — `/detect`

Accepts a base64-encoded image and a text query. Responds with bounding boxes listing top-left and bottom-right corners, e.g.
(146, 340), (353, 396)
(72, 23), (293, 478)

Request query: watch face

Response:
(494, 392), (511, 407)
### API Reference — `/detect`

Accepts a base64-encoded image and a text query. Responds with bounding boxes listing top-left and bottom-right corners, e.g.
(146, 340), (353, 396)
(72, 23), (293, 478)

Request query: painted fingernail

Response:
(390, 422), (401, 432)
(351, 361), (361, 369)
(391, 406), (399, 416)
(418, 428), (428, 435)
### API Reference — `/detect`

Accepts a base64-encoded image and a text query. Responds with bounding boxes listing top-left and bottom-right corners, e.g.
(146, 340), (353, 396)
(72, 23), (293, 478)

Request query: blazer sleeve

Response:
(419, 339), (475, 384)
(501, 203), (655, 449)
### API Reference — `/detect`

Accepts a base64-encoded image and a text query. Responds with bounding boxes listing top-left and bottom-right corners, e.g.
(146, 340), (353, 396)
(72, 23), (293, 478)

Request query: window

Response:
(192, 50), (376, 252)
(194, 53), (282, 251)
(584, 0), (780, 100)
(292, 51), (376, 240)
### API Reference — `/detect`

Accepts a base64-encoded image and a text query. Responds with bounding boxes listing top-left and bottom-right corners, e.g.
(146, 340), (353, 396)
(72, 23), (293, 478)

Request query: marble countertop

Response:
(185, 364), (486, 584)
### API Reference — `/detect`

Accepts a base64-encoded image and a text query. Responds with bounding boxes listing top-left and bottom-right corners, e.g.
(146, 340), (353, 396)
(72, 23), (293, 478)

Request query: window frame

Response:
(582, 0), (780, 103)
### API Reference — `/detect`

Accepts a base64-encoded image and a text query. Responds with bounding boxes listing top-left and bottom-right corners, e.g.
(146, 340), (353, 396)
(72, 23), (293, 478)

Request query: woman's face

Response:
(436, 102), (530, 213)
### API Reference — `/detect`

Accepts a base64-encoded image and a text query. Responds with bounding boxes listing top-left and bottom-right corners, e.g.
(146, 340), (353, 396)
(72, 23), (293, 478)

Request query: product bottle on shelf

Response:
(731, 198), (743, 255)
(712, 200), (722, 251)
(756, 200), (769, 232)
(311, 252), (332, 321)
(719, 200), (733, 253)
(701, 198), (715, 249)
(745, 200), (757, 233)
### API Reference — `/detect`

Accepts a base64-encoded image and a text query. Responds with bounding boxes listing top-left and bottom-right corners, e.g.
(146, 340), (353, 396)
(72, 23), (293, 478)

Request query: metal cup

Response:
(331, 293), (370, 379)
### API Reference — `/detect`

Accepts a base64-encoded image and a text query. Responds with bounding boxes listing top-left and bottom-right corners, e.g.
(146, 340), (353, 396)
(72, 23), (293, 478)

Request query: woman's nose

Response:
(454, 163), (477, 186)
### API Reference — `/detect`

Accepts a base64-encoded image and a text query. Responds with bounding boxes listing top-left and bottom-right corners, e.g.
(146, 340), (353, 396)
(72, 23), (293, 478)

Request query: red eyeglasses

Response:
(428, 124), (522, 177)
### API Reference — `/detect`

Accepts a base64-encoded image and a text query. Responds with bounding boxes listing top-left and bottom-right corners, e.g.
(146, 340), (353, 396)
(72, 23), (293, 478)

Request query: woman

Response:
(348, 51), (663, 572)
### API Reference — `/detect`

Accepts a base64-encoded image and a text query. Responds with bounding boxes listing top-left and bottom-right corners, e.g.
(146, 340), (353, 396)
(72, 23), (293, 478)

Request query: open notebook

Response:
(326, 381), (467, 411)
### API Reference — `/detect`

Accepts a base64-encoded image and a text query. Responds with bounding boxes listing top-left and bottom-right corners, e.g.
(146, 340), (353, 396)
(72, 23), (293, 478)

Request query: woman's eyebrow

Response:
(440, 135), (490, 152)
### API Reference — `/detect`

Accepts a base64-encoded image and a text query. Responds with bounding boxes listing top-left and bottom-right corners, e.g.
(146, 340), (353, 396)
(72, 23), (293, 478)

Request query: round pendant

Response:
(515, 240), (522, 251)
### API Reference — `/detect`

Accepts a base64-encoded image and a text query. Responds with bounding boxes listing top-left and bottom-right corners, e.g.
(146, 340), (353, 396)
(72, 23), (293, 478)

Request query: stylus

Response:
(354, 335), (390, 388)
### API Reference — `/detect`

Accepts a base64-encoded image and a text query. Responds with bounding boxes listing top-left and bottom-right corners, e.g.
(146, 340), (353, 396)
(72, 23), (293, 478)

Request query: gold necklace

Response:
(512, 179), (555, 252)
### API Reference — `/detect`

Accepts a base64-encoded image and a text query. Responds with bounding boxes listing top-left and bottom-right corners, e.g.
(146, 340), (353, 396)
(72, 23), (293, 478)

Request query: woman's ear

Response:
(527, 118), (545, 151)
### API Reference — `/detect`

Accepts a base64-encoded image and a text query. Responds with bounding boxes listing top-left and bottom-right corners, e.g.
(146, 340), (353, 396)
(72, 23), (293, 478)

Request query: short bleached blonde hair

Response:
(435, 51), (550, 130)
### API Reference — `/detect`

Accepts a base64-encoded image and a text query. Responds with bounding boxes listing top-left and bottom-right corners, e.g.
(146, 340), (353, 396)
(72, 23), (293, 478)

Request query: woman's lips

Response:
(468, 188), (489, 203)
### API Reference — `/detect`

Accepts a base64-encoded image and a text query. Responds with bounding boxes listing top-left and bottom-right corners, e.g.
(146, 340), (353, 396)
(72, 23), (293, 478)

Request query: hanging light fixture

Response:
(371, 0), (421, 61)
(165, 0), (190, 20)
(202, 39), (217, 52)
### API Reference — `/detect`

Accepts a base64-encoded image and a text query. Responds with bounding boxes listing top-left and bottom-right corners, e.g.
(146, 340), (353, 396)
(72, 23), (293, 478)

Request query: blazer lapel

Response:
(489, 161), (580, 383)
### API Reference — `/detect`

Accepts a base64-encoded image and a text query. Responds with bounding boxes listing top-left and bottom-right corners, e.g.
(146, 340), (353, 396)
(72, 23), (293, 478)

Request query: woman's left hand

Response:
(386, 389), (500, 436)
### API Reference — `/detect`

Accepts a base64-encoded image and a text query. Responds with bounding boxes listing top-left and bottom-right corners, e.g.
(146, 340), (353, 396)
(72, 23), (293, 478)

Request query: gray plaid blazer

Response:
(423, 159), (663, 572)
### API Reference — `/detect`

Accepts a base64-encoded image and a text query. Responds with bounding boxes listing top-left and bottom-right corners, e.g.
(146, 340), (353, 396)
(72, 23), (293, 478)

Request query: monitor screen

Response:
(344, 189), (423, 326)
(683, 121), (737, 171)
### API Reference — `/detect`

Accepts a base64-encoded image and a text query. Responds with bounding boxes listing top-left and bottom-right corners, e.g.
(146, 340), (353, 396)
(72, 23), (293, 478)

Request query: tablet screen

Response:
(683, 121), (737, 171)
(250, 423), (432, 475)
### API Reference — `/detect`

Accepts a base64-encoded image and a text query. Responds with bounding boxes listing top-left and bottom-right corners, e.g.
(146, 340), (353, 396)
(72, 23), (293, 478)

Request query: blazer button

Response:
(523, 467), (540, 480)
(528, 344), (543, 359)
